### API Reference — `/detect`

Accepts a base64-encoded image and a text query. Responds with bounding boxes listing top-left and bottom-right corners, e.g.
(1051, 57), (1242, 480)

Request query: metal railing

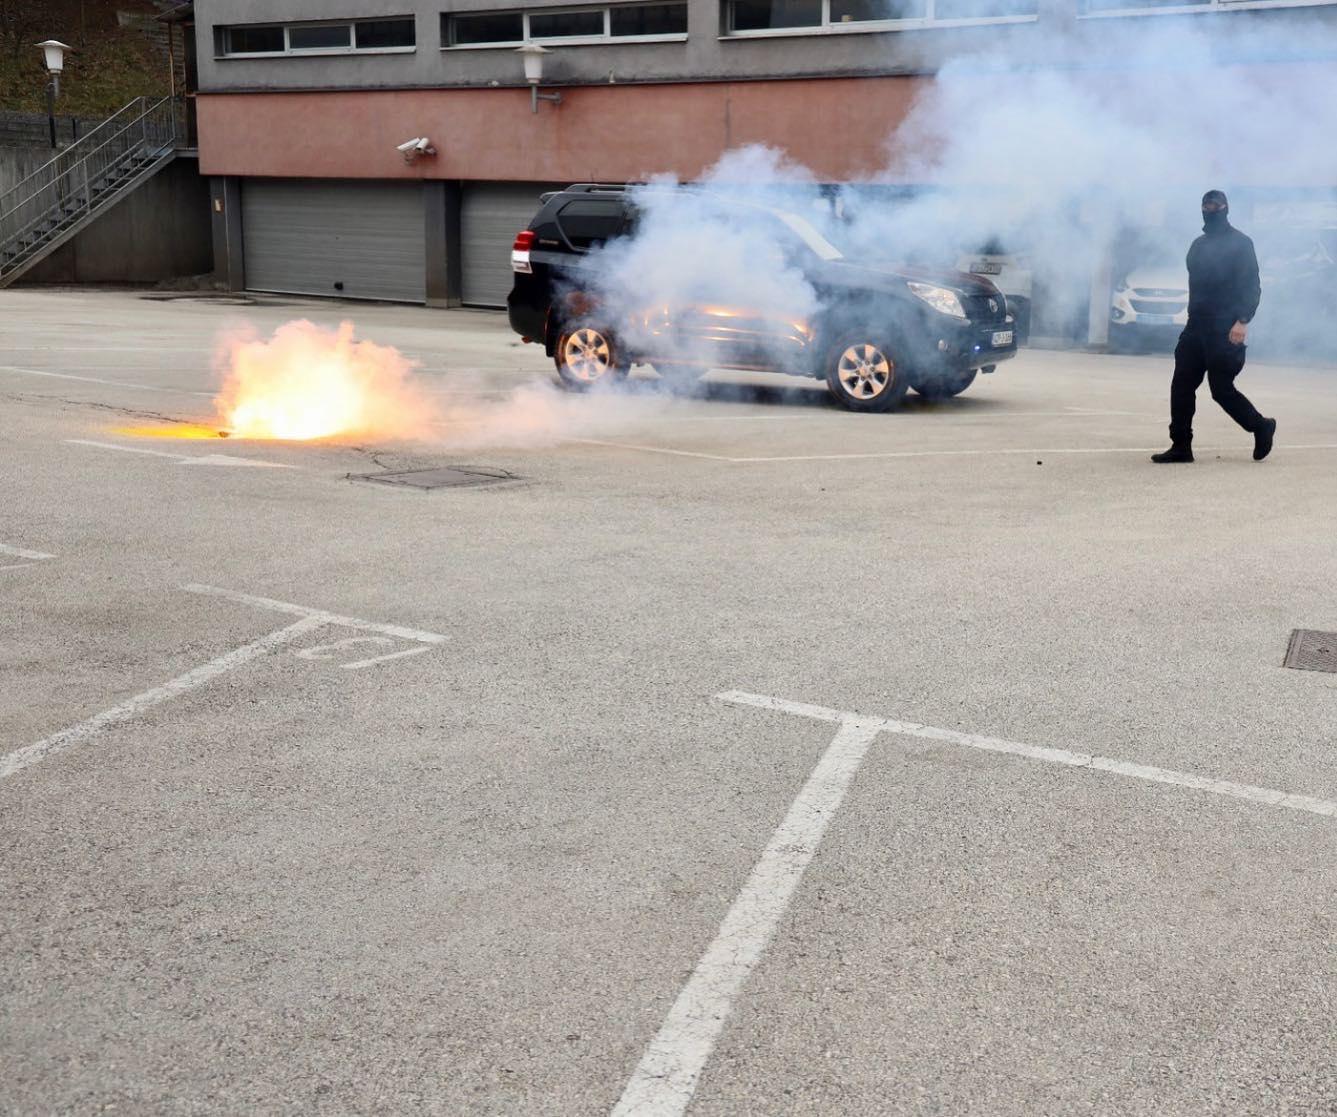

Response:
(0, 96), (182, 272)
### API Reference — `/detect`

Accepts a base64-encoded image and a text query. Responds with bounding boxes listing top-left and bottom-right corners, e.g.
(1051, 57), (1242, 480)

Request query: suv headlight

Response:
(907, 282), (966, 319)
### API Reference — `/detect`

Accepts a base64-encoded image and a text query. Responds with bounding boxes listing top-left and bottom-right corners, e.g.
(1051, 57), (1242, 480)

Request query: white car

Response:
(1110, 264), (1188, 345)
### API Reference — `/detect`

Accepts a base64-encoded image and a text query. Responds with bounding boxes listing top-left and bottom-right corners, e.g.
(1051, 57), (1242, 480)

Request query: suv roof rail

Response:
(561, 183), (632, 193)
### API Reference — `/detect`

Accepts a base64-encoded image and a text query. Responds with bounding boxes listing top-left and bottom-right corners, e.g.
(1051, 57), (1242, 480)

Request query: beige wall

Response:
(197, 77), (926, 184)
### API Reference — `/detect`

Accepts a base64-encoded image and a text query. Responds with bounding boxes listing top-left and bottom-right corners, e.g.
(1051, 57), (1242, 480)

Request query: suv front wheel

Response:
(824, 335), (910, 412)
(554, 323), (628, 391)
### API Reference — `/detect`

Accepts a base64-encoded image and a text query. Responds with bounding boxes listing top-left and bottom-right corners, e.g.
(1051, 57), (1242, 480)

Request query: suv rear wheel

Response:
(825, 335), (910, 413)
(554, 323), (628, 390)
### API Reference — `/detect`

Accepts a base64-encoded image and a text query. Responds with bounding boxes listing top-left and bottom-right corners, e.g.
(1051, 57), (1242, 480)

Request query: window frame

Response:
(721, 0), (1037, 35)
(1077, 0), (1337, 18)
(218, 17), (418, 58)
(443, 1), (689, 48)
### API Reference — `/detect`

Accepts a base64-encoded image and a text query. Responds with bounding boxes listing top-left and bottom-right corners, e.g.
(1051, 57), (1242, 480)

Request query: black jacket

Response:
(1186, 221), (1261, 325)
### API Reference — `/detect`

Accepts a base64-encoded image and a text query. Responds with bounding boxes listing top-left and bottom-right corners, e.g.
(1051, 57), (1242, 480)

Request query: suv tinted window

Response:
(556, 199), (625, 250)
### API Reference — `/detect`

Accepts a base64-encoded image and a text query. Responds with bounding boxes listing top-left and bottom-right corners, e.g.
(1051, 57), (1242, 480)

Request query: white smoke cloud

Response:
(568, 15), (1337, 359)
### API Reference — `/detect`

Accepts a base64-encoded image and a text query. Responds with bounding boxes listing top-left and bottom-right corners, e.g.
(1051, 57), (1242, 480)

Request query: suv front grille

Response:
(963, 294), (1008, 325)
(1130, 299), (1186, 315)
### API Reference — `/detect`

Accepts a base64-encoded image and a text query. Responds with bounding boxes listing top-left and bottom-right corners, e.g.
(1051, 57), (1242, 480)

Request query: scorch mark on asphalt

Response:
(612, 690), (1336, 1117)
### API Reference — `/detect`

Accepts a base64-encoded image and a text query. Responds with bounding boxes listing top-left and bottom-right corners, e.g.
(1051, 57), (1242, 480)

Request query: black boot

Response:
(1253, 418), (1276, 461)
(1152, 445), (1194, 463)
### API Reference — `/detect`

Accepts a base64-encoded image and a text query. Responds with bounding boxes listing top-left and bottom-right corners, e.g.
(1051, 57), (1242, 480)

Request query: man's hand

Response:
(1229, 321), (1248, 345)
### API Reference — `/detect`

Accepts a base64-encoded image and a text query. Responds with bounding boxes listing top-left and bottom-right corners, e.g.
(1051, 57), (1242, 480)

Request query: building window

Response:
(287, 24), (353, 50)
(356, 19), (419, 47)
(609, 1), (692, 33)
(444, 2), (688, 46)
(450, 11), (526, 43)
(219, 17), (417, 56)
(1077, 0), (1320, 14)
(223, 25), (286, 54)
(529, 8), (608, 36)
(724, 0), (1035, 31)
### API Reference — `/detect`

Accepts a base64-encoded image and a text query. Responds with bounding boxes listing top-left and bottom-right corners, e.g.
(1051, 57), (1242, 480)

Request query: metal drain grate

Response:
(1283, 629), (1337, 673)
(353, 466), (515, 491)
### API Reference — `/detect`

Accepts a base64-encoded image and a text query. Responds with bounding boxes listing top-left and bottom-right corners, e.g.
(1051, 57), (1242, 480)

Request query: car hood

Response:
(817, 259), (1002, 297)
(1123, 266), (1187, 292)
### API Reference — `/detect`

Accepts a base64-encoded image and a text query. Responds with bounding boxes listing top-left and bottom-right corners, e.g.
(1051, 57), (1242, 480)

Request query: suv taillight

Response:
(511, 229), (535, 274)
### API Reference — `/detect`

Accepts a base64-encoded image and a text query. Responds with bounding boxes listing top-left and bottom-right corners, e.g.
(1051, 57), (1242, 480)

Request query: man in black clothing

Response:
(1152, 190), (1276, 463)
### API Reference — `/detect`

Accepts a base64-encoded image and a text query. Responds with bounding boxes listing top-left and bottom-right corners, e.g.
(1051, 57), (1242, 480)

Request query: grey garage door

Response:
(460, 182), (557, 308)
(242, 179), (426, 303)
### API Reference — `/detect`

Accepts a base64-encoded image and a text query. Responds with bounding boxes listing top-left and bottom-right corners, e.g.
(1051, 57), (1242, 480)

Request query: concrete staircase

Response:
(0, 96), (183, 288)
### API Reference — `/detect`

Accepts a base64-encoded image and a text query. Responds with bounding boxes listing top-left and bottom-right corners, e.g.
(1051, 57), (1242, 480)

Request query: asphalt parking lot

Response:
(3, 288), (1336, 1116)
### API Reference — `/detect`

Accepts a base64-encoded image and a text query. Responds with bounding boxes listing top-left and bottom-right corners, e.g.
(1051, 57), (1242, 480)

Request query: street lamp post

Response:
(35, 40), (73, 148)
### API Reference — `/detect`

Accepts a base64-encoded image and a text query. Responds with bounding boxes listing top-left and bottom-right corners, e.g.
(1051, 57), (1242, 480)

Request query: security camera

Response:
(396, 136), (437, 163)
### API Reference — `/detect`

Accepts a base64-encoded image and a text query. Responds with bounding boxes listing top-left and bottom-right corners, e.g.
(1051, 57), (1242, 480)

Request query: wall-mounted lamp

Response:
(516, 44), (561, 113)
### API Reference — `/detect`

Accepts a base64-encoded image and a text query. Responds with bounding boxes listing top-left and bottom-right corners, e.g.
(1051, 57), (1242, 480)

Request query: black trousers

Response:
(1169, 322), (1264, 446)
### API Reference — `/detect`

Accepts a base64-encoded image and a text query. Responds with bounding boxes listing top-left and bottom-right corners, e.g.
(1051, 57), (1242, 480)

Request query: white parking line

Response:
(0, 616), (327, 781)
(181, 584), (448, 644)
(0, 543), (56, 561)
(66, 440), (291, 469)
(0, 364), (213, 397)
(577, 440), (1337, 464)
(718, 690), (1337, 817)
(3, 587), (447, 781)
(612, 717), (884, 1117)
(572, 439), (734, 461)
(0, 542), (56, 572)
(613, 691), (1336, 1116)
(736, 444), (1337, 463)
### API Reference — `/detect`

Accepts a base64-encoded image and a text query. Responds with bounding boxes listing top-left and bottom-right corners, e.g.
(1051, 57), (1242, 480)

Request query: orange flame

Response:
(213, 320), (437, 441)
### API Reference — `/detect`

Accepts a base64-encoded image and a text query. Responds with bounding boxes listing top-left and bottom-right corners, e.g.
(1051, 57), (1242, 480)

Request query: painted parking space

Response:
(4, 291), (1337, 1114)
(1, 584), (447, 782)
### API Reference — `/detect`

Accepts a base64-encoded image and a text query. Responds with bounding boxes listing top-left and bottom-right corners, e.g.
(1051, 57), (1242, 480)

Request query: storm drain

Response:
(353, 466), (516, 491)
(1282, 629), (1337, 674)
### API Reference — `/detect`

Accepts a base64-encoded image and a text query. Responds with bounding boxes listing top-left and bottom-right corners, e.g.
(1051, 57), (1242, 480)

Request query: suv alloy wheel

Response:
(554, 323), (628, 390)
(825, 335), (910, 412)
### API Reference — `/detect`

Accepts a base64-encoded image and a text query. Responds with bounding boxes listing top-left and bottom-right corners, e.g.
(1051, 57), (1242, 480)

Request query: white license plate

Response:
(991, 330), (1014, 347)
(970, 261), (1003, 275)
(1138, 314), (1175, 325)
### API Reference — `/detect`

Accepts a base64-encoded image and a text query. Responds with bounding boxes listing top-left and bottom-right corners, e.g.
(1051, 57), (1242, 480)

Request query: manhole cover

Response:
(1283, 629), (1337, 673)
(353, 466), (515, 491)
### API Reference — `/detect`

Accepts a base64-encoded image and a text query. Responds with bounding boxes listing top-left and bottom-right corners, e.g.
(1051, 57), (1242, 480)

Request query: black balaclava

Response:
(1202, 189), (1230, 233)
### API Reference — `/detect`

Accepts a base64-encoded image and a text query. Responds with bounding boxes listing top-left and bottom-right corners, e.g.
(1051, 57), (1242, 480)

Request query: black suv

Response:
(507, 184), (1017, 412)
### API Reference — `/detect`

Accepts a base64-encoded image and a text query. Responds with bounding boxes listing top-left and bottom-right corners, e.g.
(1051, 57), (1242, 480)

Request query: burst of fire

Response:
(213, 320), (437, 440)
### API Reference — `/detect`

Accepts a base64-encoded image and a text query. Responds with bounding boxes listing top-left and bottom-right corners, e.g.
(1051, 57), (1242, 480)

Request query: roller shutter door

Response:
(460, 182), (557, 308)
(242, 179), (426, 303)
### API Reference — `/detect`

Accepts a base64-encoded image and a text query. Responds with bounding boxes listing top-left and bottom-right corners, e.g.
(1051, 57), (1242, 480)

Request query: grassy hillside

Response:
(0, 0), (172, 117)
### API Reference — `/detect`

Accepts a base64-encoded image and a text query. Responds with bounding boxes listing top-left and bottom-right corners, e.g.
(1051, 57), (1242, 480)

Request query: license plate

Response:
(970, 261), (1003, 275)
(991, 330), (1013, 347)
(1138, 314), (1175, 325)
